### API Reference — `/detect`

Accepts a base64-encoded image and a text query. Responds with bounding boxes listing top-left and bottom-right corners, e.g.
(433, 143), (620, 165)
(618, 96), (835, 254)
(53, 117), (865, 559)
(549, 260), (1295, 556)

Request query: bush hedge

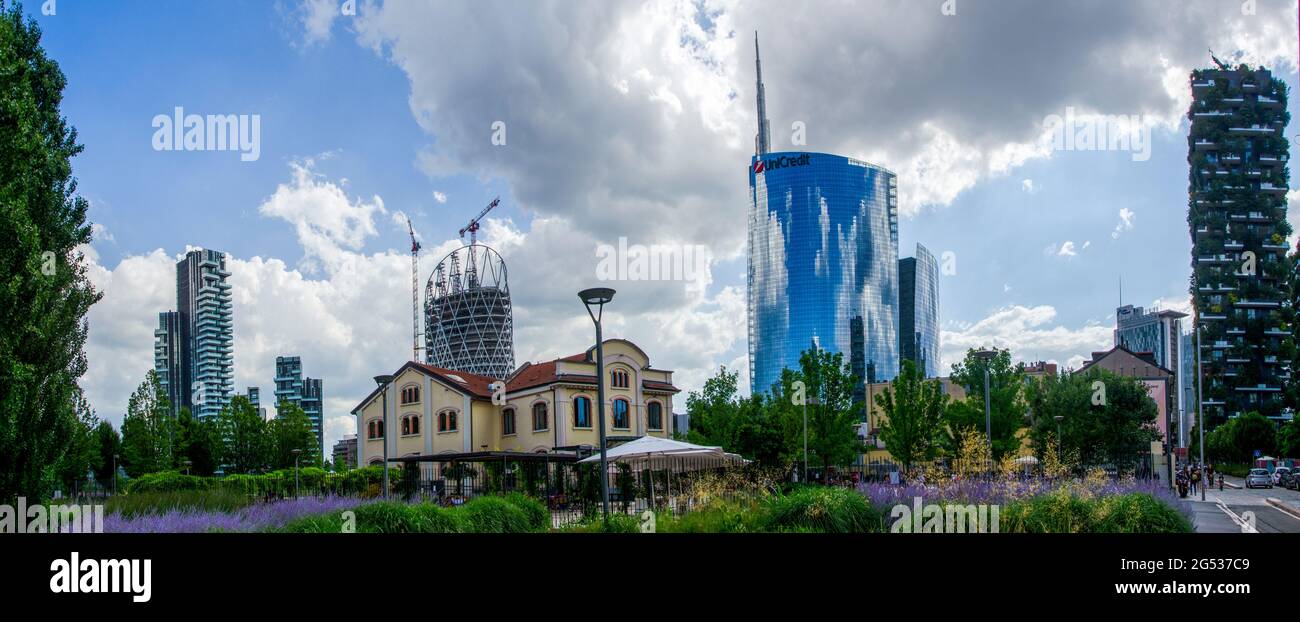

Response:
(124, 467), (388, 498)
(761, 486), (885, 533)
(1000, 490), (1192, 534)
(278, 493), (551, 534)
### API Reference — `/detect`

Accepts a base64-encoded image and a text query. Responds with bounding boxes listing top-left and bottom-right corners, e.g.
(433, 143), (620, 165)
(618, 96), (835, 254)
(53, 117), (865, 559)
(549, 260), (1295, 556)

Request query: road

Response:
(1187, 475), (1300, 533)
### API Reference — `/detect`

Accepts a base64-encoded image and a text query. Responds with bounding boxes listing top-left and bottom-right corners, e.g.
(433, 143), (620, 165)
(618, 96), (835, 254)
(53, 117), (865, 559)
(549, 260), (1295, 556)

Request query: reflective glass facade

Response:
(899, 244), (940, 378)
(747, 151), (899, 395)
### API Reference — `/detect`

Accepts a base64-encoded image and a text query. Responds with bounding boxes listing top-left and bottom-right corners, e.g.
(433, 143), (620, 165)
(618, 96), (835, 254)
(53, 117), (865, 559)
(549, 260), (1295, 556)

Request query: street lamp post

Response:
(579, 287), (616, 521)
(112, 453), (119, 497)
(974, 349), (997, 460)
(374, 374), (395, 500)
(804, 396), (819, 483)
(292, 449), (303, 498)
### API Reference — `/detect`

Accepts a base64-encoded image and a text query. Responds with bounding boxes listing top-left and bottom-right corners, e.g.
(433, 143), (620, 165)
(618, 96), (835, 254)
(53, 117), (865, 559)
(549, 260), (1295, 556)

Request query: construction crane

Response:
(405, 215), (422, 362)
(458, 197), (501, 245)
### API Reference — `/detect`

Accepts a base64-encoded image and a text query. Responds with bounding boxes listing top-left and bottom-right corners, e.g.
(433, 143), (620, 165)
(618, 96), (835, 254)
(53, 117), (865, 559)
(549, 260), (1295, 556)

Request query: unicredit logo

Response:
(753, 153), (811, 174)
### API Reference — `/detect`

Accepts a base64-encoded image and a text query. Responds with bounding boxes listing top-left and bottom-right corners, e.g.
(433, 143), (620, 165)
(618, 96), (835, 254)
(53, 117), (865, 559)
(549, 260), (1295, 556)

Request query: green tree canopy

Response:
(1026, 369), (1160, 471)
(218, 395), (267, 474)
(268, 401), (320, 469)
(946, 348), (1026, 459)
(0, 2), (103, 501)
(120, 369), (174, 477)
(874, 359), (948, 470)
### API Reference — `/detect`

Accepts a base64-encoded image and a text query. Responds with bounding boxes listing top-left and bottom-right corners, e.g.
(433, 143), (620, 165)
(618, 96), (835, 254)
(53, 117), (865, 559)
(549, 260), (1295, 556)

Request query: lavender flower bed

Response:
(860, 477), (1193, 523)
(104, 495), (367, 533)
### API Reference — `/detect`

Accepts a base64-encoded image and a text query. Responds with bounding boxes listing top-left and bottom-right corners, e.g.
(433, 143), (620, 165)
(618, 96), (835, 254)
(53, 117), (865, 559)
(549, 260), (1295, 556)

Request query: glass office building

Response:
(747, 150), (900, 395)
(899, 244), (940, 378)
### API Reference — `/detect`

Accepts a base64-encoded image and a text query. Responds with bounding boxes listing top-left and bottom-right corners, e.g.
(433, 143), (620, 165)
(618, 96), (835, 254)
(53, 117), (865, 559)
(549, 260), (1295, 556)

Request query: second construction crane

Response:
(405, 215), (422, 362)
(458, 197), (500, 245)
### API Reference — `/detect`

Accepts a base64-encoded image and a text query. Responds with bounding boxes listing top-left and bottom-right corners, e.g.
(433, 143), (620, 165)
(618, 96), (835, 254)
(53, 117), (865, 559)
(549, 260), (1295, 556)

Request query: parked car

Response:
(1272, 467), (1291, 486)
(1246, 468), (1273, 489)
(1285, 470), (1300, 491)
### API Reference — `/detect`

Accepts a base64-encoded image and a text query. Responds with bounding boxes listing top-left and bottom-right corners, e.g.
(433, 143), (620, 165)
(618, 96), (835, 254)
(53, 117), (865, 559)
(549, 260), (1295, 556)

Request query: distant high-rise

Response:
(1115, 304), (1186, 441)
(1187, 63), (1291, 425)
(899, 244), (940, 378)
(274, 356), (324, 456)
(175, 249), (233, 420)
(153, 311), (183, 416)
(746, 39), (899, 395)
(424, 244), (515, 379)
(245, 386), (266, 420)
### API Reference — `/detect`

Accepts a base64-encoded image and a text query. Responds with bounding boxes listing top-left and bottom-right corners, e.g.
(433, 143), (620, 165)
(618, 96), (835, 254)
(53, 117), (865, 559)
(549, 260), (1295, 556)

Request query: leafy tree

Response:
(0, 3), (103, 502)
(268, 401), (320, 469)
(175, 406), (221, 476)
(93, 419), (121, 487)
(1026, 369), (1160, 471)
(53, 388), (100, 496)
(1232, 411), (1277, 460)
(874, 359), (948, 471)
(120, 370), (174, 476)
(218, 394), (267, 474)
(1277, 418), (1300, 459)
(686, 366), (796, 468)
(946, 348), (1026, 459)
(793, 347), (865, 471)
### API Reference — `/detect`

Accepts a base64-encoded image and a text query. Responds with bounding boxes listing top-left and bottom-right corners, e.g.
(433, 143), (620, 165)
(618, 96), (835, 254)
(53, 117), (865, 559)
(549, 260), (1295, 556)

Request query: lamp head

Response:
(374, 374), (394, 387)
(578, 287), (617, 306)
(973, 349), (997, 362)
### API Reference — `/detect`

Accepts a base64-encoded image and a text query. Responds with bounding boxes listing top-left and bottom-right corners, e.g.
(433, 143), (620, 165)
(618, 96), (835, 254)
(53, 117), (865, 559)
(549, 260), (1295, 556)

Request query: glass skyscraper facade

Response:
(1114, 304), (1186, 443)
(747, 151), (900, 395)
(153, 311), (183, 417)
(899, 244), (940, 378)
(275, 355), (325, 457)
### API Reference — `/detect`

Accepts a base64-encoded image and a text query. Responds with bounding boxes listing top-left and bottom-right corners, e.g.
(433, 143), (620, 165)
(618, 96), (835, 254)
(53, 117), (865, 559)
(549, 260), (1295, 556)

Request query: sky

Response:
(25, 0), (1300, 455)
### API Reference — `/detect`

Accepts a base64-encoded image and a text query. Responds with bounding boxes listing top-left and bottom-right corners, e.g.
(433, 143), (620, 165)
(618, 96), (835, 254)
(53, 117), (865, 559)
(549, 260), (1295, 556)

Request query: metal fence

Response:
(393, 457), (765, 527)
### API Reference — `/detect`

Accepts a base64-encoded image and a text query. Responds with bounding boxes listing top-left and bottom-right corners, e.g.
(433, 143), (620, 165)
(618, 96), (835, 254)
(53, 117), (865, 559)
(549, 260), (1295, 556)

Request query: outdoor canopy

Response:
(577, 436), (747, 471)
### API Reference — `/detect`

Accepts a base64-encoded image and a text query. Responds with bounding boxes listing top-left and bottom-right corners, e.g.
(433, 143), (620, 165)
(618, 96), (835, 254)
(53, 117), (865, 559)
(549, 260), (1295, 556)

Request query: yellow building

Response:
(351, 339), (679, 468)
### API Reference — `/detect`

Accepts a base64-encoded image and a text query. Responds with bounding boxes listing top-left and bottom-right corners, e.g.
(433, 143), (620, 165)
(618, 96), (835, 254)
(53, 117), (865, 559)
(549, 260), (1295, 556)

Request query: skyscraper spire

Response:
(754, 31), (771, 156)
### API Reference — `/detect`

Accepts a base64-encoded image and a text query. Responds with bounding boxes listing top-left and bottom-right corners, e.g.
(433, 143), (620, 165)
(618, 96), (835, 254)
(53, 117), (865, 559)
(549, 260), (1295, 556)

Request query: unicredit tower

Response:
(747, 33), (899, 396)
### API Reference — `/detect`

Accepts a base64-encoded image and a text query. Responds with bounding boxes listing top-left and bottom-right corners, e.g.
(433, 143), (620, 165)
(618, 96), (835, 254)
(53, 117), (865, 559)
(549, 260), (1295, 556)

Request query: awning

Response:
(577, 436), (747, 470)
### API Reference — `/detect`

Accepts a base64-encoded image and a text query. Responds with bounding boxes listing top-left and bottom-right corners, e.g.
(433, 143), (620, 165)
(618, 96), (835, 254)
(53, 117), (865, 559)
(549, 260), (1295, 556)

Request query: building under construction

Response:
(424, 244), (515, 379)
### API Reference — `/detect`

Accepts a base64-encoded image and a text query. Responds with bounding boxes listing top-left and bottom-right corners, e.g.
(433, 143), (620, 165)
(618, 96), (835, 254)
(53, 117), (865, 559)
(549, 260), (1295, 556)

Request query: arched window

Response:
(367, 418), (384, 440)
(401, 413), (420, 436)
(532, 402), (548, 431)
(647, 401), (663, 431)
(502, 408), (516, 435)
(400, 384), (420, 405)
(611, 369), (630, 389)
(368, 457), (384, 466)
(438, 410), (458, 432)
(612, 398), (630, 430)
(573, 396), (592, 428)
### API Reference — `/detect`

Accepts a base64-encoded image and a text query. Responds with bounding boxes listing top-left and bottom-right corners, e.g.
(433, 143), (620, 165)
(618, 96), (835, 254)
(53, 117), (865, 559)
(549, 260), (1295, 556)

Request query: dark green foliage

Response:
(1001, 490), (1192, 534)
(459, 496), (533, 533)
(53, 388), (100, 495)
(120, 370), (174, 476)
(267, 401), (320, 469)
(558, 513), (641, 533)
(946, 348), (1026, 459)
(1206, 412), (1278, 463)
(501, 492), (549, 531)
(174, 407), (221, 476)
(217, 395), (268, 474)
(875, 359), (948, 470)
(1025, 368), (1161, 471)
(761, 486), (884, 533)
(106, 489), (252, 519)
(93, 420), (121, 487)
(0, 1), (104, 502)
(125, 470), (211, 494)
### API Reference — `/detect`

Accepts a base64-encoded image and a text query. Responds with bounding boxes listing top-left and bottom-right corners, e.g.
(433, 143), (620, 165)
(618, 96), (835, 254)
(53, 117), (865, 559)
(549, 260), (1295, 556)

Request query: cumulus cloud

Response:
(297, 0), (342, 46)
(433, 191), (447, 204)
(1111, 207), (1136, 239)
(939, 305), (1113, 374)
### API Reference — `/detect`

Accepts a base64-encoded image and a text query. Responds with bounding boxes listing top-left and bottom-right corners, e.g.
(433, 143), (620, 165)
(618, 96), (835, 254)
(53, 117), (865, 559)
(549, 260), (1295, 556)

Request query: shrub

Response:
(280, 512), (347, 533)
(1000, 488), (1095, 533)
(500, 493), (550, 531)
(459, 497), (535, 533)
(125, 471), (212, 494)
(658, 501), (762, 533)
(353, 501), (425, 533)
(106, 489), (252, 518)
(409, 503), (464, 533)
(557, 513), (641, 533)
(763, 486), (884, 533)
(1091, 493), (1193, 534)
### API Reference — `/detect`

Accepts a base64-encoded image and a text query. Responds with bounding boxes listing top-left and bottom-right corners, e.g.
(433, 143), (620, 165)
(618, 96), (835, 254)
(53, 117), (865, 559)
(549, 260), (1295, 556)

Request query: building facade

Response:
(899, 244), (940, 378)
(746, 37), (899, 395)
(1187, 63), (1291, 425)
(332, 435), (357, 470)
(153, 311), (184, 416)
(1114, 304), (1186, 435)
(174, 249), (234, 420)
(274, 356), (325, 457)
(353, 339), (678, 467)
